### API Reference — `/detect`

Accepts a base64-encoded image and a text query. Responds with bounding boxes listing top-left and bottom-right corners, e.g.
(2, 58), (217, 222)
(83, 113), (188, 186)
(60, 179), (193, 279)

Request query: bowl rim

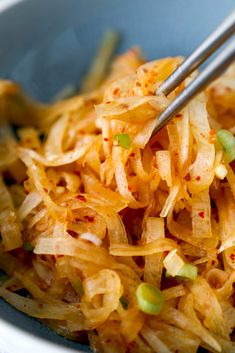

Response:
(0, 316), (79, 353)
(0, 0), (23, 12)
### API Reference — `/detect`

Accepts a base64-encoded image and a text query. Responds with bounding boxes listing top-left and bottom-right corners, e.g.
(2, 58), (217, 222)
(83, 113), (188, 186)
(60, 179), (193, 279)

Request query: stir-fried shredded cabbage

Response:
(0, 45), (235, 353)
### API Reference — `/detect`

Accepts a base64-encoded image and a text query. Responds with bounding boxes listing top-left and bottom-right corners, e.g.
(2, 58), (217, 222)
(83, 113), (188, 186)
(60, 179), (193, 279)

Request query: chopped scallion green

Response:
(164, 249), (198, 281)
(216, 129), (235, 163)
(163, 249), (184, 277)
(114, 133), (131, 149)
(177, 263), (198, 281)
(23, 242), (34, 252)
(136, 282), (164, 315)
(119, 295), (128, 310)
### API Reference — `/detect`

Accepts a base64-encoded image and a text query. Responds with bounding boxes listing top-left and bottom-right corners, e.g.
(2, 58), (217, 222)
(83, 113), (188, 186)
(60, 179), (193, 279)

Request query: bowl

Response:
(0, 0), (234, 352)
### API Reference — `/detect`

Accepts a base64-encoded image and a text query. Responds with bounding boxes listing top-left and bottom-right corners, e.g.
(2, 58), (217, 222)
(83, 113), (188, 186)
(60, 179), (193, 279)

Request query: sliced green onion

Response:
(119, 295), (128, 310)
(136, 282), (164, 315)
(71, 279), (84, 296)
(114, 133), (131, 149)
(163, 249), (184, 277)
(23, 242), (34, 252)
(217, 129), (235, 163)
(0, 274), (8, 285)
(164, 249), (198, 281)
(177, 263), (198, 281)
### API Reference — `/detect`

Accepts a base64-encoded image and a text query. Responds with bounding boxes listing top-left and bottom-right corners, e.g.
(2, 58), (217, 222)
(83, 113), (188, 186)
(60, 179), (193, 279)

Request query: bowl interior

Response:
(0, 0), (234, 101)
(0, 0), (234, 352)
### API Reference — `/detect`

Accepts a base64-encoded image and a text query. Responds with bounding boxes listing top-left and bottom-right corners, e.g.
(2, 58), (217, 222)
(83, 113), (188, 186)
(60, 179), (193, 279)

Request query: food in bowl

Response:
(0, 40), (235, 353)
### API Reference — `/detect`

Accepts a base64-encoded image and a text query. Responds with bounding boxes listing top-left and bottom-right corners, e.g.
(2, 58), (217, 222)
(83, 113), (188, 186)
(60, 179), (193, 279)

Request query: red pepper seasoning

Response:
(129, 152), (135, 157)
(103, 137), (109, 142)
(113, 87), (120, 95)
(209, 130), (216, 144)
(230, 253), (235, 262)
(74, 170), (81, 177)
(135, 81), (141, 87)
(76, 195), (87, 202)
(84, 215), (95, 223)
(198, 211), (205, 218)
(68, 230), (77, 237)
(195, 176), (201, 181)
(184, 173), (191, 181)
(121, 103), (129, 109)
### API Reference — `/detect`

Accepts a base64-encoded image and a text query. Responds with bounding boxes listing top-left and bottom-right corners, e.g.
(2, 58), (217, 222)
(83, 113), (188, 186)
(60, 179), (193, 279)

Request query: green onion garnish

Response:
(23, 242), (34, 252)
(164, 249), (198, 281)
(119, 295), (128, 310)
(217, 129), (235, 163)
(136, 282), (164, 315)
(0, 274), (8, 285)
(177, 263), (198, 281)
(114, 133), (131, 149)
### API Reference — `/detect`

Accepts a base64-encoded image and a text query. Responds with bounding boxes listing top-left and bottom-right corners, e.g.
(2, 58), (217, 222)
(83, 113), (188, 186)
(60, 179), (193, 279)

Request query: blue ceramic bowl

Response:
(0, 0), (234, 352)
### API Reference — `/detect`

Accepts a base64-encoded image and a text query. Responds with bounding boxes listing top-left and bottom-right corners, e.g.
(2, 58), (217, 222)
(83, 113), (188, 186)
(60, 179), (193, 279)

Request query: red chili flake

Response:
(90, 98), (98, 105)
(209, 129), (216, 136)
(84, 215), (95, 223)
(175, 114), (182, 118)
(184, 173), (191, 181)
(128, 185), (132, 191)
(68, 230), (77, 237)
(195, 176), (201, 181)
(198, 211), (205, 218)
(76, 195), (87, 202)
(43, 188), (48, 193)
(127, 341), (136, 351)
(129, 152), (135, 157)
(113, 87), (120, 95)
(209, 136), (216, 144)
(24, 189), (29, 195)
(73, 170), (81, 177)
(118, 127), (125, 133)
(106, 101), (111, 104)
(103, 137), (109, 142)
(121, 103), (129, 109)
(135, 81), (141, 87)
(230, 253), (235, 262)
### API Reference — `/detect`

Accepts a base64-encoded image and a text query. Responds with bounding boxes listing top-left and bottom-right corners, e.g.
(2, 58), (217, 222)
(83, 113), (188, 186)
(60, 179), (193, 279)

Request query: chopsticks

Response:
(152, 10), (235, 136)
